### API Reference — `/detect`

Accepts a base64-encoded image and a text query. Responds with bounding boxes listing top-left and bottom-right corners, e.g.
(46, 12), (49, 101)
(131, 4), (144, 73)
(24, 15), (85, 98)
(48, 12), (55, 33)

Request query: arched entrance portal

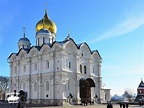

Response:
(79, 78), (95, 104)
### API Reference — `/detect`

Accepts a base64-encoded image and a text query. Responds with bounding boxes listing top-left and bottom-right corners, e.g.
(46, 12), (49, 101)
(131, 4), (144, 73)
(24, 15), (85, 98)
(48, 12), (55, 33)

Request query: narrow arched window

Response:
(68, 80), (70, 90)
(45, 81), (49, 91)
(69, 62), (71, 68)
(34, 82), (37, 91)
(43, 37), (45, 43)
(52, 37), (54, 42)
(46, 61), (49, 69)
(80, 65), (82, 73)
(15, 67), (17, 73)
(138, 90), (141, 94)
(84, 65), (86, 74)
(34, 63), (37, 70)
(23, 83), (25, 90)
(23, 65), (26, 72)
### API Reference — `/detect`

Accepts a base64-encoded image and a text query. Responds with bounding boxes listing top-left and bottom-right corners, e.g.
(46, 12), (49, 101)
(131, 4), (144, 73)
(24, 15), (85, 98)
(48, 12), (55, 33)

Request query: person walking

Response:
(122, 103), (125, 108)
(119, 103), (122, 108)
(126, 103), (129, 108)
(107, 101), (113, 108)
(68, 93), (73, 105)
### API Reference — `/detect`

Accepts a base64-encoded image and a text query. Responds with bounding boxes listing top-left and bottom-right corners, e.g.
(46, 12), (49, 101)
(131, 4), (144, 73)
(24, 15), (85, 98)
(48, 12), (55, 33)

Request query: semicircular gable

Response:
(17, 49), (28, 60)
(17, 49), (27, 56)
(52, 42), (62, 51)
(79, 43), (91, 58)
(8, 53), (17, 62)
(92, 50), (102, 62)
(63, 40), (77, 53)
(40, 44), (52, 55)
(28, 47), (39, 57)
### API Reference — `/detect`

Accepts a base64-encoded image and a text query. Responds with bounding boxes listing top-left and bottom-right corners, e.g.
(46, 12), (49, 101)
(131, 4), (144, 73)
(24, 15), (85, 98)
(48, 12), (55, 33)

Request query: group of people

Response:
(107, 102), (129, 108)
(119, 103), (129, 108)
(139, 101), (144, 106)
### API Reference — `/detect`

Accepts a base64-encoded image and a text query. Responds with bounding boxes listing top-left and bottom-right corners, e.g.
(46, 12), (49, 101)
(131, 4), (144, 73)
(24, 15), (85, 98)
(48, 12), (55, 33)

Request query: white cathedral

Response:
(8, 9), (110, 105)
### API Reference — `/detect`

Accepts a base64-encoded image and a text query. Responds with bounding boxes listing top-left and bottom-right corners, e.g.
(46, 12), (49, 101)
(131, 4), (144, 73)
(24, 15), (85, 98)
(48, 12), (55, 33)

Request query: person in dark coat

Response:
(17, 102), (21, 108)
(122, 103), (125, 108)
(119, 103), (122, 108)
(107, 101), (113, 108)
(126, 103), (129, 108)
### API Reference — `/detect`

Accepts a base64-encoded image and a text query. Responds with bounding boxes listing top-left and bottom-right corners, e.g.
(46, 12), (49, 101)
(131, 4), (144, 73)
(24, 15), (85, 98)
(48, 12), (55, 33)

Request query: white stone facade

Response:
(8, 10), (110, 105)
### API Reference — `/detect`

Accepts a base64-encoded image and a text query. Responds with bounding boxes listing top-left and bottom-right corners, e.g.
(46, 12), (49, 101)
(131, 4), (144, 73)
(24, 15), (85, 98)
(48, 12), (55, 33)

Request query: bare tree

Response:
(0, 76), (9, 99)
(122, 88), (134, 101)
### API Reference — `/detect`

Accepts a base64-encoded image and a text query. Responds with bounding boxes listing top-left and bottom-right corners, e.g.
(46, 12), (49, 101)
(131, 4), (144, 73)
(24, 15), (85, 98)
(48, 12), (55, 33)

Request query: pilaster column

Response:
(53, 50), (56, 100)
(10, 63), (13, 92)
(74, 54), (80, 103)
(17, 60), (20, 91)
(97, 63), (102, 103)
(28, 57), (31, 99)
(61, 50), (64, 70)
(38, 55), (42, 100)
(87, 58), (92, 75)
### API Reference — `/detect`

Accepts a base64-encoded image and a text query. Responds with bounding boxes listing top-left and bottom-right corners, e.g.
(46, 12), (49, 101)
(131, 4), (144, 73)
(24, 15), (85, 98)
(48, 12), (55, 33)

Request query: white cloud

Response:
(91, 15), (144, 42)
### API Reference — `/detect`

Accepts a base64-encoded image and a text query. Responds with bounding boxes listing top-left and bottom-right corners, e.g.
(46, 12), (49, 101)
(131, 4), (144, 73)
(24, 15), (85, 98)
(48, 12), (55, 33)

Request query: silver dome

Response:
(18, 37), (30, 43)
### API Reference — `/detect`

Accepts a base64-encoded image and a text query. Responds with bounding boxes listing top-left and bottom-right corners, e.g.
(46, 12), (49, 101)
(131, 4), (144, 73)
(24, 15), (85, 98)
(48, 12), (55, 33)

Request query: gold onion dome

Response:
(35, 10), (57, 34)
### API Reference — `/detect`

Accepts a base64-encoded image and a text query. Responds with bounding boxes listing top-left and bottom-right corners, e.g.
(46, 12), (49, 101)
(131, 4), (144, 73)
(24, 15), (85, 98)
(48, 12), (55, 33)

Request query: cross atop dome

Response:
(23, 27), (26, 37)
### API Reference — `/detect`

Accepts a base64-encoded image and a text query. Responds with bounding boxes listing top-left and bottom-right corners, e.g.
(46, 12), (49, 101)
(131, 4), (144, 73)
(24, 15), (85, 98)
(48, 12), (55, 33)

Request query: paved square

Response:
(27, 104), (143, 108)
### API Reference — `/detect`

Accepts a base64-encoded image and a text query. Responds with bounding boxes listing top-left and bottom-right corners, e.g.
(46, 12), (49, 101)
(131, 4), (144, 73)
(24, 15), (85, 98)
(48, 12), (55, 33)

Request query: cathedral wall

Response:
(37, 73), (53, 99)
(92, 62), (99, 76)
(101, 89), (110, 102)
(64, 53), (75, 72)
(55, 57), (62, 71)
(11, 63), (16, 77)
(41, 51), (53, 73)
(9, 50), (102, 103)
(9, 37), (104, 105)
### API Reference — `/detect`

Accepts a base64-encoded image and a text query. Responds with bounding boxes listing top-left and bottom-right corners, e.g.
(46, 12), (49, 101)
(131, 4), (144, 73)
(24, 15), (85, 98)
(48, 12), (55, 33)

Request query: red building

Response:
(134, 79), (144, 102)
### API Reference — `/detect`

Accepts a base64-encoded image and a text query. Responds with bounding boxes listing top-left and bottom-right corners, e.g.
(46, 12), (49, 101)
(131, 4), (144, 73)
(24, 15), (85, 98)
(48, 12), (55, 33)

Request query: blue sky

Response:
(0, 0), (144, 96)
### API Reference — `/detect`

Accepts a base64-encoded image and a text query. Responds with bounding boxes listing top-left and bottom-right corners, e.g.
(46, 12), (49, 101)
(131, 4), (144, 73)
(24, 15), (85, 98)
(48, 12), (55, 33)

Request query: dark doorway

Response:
(79, 78), (95, 104)
(86, 78), (95, 87)
(79, 79), (90, 103)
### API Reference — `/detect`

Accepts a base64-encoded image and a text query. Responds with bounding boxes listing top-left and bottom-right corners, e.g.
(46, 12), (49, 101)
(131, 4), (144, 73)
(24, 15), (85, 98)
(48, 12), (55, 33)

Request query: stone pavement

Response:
(27, 103), (143, 108)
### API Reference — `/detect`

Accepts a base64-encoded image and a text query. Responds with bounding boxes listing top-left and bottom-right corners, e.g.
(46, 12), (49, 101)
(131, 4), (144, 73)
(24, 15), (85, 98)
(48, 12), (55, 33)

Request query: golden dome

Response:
(35, 10), (57, 34)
